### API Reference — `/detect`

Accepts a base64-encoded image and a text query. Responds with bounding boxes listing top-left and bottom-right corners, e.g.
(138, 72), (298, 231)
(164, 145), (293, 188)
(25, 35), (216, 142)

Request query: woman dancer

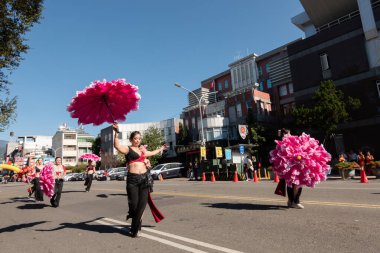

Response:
(50, 157), (66, 207)
(113, 123), (167, 238)
(85, 160), (96, 192)
(32, 158), (44, 201)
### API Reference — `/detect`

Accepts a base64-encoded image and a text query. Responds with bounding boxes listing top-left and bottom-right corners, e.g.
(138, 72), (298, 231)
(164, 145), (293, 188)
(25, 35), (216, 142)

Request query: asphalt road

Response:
(1, 178), (379, 253)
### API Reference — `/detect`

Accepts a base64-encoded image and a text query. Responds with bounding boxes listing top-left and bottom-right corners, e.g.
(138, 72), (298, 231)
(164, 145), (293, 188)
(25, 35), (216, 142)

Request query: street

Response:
(0, 178), (379, 253)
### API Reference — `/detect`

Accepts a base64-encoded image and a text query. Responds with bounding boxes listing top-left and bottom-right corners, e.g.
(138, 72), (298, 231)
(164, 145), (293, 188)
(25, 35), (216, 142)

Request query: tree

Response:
(141, 126), (165, 167)
(176, 122), (190, 145)
(0, 0), (43, 131)
(292, 80), (360, 142)
(91, 136), (101, 156)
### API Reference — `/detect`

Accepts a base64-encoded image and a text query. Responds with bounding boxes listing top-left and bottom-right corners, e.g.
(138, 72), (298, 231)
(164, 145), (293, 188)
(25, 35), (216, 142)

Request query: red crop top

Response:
(125, 147), (146, 164)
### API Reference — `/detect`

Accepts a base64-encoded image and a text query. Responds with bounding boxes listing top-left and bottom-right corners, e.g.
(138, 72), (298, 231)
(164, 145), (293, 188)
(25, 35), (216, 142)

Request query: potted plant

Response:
(334, 161), (359, 179)
(367, 161), (380, 178)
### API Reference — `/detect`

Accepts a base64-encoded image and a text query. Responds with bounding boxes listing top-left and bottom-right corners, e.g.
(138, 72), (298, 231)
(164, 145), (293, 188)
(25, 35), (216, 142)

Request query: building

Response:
(100, 118), (182, 169)
(288, 0), (380, 157)
(52, 124), (94, 166)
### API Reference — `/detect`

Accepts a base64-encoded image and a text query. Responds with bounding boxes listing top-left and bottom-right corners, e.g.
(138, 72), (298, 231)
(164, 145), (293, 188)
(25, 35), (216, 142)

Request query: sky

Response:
(0, 0), (305, 141)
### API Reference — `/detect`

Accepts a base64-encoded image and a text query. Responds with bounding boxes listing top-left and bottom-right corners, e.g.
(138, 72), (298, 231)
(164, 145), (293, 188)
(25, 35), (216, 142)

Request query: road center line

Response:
(103, 217), (244, 253)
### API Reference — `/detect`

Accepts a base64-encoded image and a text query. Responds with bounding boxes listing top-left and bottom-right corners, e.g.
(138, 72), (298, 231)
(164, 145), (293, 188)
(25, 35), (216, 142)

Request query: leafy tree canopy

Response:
(141, 126), (165, 167)
(0, 0), (43, 131)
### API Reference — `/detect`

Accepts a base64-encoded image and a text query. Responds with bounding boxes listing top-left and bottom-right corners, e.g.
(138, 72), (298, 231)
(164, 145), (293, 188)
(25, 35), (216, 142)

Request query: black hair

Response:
(129, 131), (141, 142)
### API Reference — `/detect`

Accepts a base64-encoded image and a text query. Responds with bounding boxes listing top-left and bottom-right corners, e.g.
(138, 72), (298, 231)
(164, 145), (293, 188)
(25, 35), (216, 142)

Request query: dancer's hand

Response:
(112, 123), (119, 133)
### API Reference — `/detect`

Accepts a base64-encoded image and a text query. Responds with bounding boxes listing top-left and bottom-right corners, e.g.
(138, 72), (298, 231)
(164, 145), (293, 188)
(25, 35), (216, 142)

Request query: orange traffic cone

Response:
(360, 170), (368, 183)
(274, 173), (279, 183)
(159, 174), (164, 182)
(253, 170), (259, 183)
(211, 171), (216, 182)
(202, 172), (206, 182)
(233, 171), (238, 182)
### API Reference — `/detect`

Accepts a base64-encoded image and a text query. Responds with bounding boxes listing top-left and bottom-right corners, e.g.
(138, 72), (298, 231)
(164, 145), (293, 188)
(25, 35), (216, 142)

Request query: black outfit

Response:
(126, 172), (149, 236)
(287, 184), (303, 204)
(85, 166), (95, 192)
(50, 179), (64, 207)
(29, 167), (44, 201)
(125, 149), (149, 237)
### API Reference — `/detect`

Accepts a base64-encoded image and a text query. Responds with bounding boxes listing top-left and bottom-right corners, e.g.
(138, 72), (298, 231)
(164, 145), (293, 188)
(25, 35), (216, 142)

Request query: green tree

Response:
(141, 126), (165, 167)
(292, 80), (360, 142)
(176, 122), (190, 145)
(0, 0), (43, 131)
(91, 136), (101, 156)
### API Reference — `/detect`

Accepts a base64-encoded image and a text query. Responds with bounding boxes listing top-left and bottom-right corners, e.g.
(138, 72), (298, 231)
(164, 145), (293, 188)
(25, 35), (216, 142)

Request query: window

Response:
(258, 66), (262, 76)
(224, 80), (228, 89)
(249, 62), (254, 80)
(233, 69), (238, 86)
(218, 82), (222, 90)
(265, 64), (270, 73)
(191, 117), (195, 128)
(228, 107), (236, 122)
(288, 83), (294, 94)
(279, 85), (288, 96)
(236, 103), (242, 117)
(167, 127), (171, 136)
(169, 142), (173, 150)
(259, 81), (264, 91)
(320, 53), (330, 71)
(267, 79), (272, 89)
(377, 80), (380, 98)
(64, 134), (75, 139)
(246, 101), (252, 111)
(242, 65), (246, 81)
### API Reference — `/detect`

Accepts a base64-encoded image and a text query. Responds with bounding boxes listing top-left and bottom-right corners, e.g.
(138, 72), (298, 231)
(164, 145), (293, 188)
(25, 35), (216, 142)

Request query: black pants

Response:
(51, 179), (64, 207)
(32, 178), (44, 201)
(287, 184), (303, 204)
(126, 172), (149, 234)
(85, 174), (93, 191)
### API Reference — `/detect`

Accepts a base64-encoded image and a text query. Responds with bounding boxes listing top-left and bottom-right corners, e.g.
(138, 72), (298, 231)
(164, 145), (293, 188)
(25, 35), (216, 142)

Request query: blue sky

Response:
(0, 0), (304, 140)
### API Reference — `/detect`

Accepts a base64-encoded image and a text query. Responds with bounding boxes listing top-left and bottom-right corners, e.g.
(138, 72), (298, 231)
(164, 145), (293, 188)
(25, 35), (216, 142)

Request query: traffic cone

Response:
(360, 170), (368, 183)
(233, 171), (238, 182)
(211, 171), (216, 182)
(159, 174), (164, 182)
(202, 172), (206, 182)
(274, 173), (279, 183)
(253, 170), (259, 183)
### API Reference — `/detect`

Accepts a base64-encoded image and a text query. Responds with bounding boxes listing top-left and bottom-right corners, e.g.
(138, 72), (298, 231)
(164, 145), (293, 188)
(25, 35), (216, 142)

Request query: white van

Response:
(150, 163), (184, 179)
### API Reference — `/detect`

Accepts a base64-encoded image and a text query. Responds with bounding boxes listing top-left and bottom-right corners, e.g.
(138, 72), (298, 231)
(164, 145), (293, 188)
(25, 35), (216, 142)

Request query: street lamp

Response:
(175, 83), (218, 146)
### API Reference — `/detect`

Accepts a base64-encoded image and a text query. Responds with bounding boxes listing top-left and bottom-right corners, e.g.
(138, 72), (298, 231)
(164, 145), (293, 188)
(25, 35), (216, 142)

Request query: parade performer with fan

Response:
(85, 160), (96, 192)
(50, 157), (66, 207)
(270, 129), (331, 209)
(113, 123), (167, 238)
(31, 158), (45, 201)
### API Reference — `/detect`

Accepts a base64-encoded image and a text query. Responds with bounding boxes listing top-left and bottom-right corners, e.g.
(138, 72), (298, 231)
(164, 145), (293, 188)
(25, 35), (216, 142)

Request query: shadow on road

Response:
(96, 194), (108, 198)
(62, 190), (86, 193)
(0, 197), (35, 205)
(110, 193), (127, 197)
(17, 203), (50, 209)
(35, 217), (129, 235)
(202, 202), (287, 210)
(371, 193), (380, 194)
(0, 221), (48, 233)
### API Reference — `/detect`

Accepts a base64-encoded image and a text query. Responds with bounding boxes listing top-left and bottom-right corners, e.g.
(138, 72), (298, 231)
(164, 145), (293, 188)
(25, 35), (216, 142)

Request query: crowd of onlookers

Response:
(337, 149), (375, 171)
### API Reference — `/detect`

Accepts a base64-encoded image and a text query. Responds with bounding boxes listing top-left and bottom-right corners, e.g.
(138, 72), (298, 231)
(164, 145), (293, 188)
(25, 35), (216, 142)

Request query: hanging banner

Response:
(238, 125), (248, 139)
(215, 147), (223, 158)
(200, 147), (206, 158)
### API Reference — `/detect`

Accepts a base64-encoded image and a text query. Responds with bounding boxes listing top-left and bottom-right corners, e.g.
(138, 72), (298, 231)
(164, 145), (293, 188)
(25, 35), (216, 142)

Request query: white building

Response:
(17, 135), (52, 156)
(52, 124), (94, 166)
(100, 118), (182, 169)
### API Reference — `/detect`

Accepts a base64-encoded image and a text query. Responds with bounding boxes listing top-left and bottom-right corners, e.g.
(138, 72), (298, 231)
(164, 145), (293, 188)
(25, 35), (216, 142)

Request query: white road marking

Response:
(94, 219), (208, 253)
(101, 217), (244, 253)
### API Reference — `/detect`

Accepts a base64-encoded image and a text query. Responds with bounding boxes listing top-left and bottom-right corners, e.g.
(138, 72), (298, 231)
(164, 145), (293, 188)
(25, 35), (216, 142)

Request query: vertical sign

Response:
(215, 147), (223, 158)
(225, 149), (232, 160)
(200, 147), (206, 158)
(238, 125), (248, 139)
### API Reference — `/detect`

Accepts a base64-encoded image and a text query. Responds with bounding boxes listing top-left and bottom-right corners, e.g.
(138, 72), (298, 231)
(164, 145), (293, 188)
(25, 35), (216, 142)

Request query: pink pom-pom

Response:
(269, 133), (331, 187)
(39, 163), (55, 198)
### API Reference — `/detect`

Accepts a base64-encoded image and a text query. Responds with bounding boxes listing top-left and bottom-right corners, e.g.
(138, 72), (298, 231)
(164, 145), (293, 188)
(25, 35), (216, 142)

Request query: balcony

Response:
(198, 116), (229, 129)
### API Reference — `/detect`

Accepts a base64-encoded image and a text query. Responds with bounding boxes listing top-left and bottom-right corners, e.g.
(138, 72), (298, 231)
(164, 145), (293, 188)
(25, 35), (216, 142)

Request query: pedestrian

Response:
(32, 158), (44, 202)
(187, 162), (193, 181)
(348, 149), (358, 162)
(338, 153), (346, 163)
(365, 151), (374, 165)
(358, 150), (365, 170)
(193, 161), (199, 181)
(113, 123), (167, 238)
(84, 160), (96, 192)
(50, 157), (66, 208)
(246, 156), (254, 180)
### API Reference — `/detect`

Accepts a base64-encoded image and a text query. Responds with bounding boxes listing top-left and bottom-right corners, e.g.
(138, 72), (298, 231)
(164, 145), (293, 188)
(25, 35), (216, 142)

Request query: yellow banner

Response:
(215, 147), (223, 158)
(200, 147), (206, 158)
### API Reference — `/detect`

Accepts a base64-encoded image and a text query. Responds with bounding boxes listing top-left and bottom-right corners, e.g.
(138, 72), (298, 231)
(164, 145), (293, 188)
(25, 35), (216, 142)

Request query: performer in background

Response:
(85, 160), (96, 192)
(50, 157), (66, 208)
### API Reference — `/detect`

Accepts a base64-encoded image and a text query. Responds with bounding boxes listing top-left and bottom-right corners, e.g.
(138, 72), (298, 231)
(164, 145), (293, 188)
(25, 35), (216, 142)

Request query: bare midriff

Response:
(128, 162), (147, 174)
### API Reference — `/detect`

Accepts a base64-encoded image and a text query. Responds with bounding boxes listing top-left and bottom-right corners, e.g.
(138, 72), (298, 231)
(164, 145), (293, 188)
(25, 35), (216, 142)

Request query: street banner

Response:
(225, 149), (232, 160)
(238, 125), (248, 139)
(215, 147), (223, 158)
(200, 147), (206, 158)
(239, 144), (245, 155)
